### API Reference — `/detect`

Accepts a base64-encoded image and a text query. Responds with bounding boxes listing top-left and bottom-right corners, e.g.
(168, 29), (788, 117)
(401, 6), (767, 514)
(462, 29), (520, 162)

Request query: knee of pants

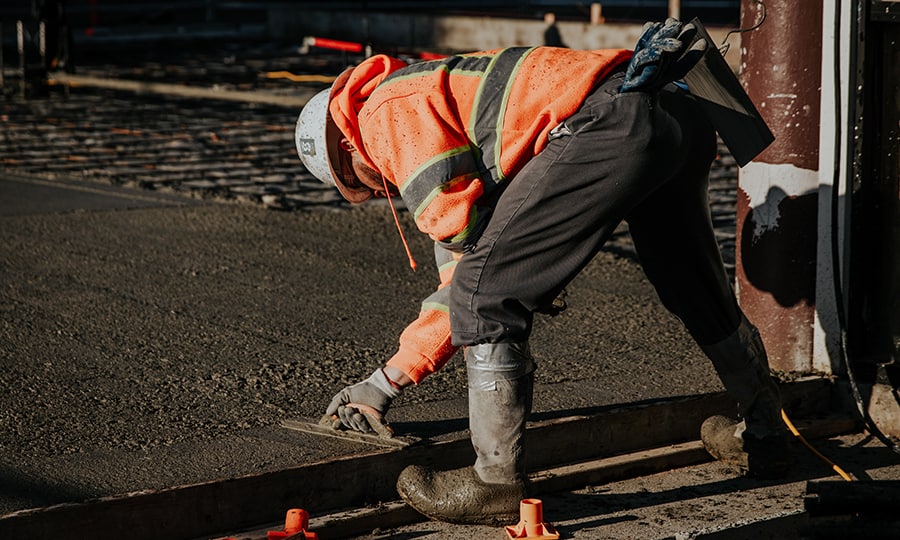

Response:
(449, 262), (535, 347)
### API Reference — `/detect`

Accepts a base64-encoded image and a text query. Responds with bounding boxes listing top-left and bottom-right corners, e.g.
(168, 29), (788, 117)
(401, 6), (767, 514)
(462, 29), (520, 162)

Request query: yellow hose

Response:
(781, 409), (854, 482)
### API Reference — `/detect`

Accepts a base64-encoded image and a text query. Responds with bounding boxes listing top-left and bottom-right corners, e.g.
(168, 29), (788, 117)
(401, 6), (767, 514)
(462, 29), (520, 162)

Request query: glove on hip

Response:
(621, 17), (708, 93)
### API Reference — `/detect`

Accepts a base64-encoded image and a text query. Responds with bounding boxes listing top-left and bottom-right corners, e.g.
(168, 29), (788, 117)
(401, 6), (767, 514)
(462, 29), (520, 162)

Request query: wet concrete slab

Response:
(0, 173), (725, 521)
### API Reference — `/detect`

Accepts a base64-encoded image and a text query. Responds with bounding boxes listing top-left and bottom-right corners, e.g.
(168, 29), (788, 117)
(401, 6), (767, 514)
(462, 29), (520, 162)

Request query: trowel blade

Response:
(281, 415), (418, 448)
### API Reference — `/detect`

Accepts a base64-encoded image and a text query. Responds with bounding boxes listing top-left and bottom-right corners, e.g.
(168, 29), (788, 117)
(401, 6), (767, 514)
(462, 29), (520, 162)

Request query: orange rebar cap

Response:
(505, 499), (560, 540)
(267, 508), (319, 540)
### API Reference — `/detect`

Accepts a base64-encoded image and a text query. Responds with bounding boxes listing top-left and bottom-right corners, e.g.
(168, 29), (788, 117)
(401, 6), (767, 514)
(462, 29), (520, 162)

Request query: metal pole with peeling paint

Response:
(815, 0), (854, 376)
(736, 0), (825, 373)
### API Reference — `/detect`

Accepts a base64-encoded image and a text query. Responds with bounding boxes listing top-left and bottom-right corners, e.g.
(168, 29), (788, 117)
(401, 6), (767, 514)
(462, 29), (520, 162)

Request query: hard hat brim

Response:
(325, 69), (373, 204)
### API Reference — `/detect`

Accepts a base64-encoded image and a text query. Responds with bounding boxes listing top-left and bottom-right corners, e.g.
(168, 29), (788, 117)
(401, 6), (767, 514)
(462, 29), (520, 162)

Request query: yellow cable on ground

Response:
(781, 409), (854, 482)
(265, 71), (337, 83)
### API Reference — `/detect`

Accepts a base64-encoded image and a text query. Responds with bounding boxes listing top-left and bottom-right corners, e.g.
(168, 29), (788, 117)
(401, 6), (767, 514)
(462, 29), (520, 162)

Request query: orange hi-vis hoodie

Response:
(329, 46), (632, 384)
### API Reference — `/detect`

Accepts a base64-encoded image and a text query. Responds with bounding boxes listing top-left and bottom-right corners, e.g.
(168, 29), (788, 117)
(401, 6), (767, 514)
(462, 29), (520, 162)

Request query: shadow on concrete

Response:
(0, 465), (94, 511)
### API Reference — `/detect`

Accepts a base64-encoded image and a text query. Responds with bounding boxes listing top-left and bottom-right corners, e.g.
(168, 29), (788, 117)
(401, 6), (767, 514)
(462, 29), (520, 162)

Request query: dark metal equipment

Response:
(846, 1), (900, 374)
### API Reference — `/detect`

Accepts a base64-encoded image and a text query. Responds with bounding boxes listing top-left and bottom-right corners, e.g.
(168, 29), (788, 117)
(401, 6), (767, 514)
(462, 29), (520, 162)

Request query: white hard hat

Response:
(294, 69), (373, 203)
(295, 88), (341, 187)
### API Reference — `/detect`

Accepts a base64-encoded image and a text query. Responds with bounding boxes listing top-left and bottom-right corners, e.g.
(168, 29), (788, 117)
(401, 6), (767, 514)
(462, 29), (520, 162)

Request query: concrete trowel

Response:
(282, 403), (420, 448)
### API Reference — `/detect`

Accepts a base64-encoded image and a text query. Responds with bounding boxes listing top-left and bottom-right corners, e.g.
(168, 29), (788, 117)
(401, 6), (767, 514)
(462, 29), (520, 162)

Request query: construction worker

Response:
(542, 12), (567, 48)
(294, 19), (790, 525)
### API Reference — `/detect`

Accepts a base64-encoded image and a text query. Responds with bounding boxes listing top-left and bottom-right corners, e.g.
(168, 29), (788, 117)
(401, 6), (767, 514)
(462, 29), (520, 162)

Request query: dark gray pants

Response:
(450, 74), (741, 348)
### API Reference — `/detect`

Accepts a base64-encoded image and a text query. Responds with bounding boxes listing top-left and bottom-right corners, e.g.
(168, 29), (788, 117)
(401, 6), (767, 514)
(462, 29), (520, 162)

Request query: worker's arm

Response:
(385, 243), (461, 383)
(326, 89), (485, 432)
(325, 244), (461, 432)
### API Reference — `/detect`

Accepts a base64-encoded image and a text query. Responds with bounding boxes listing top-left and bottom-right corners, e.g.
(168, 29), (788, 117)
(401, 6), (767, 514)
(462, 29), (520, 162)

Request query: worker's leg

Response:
(698, 317), (791, 478)
(397, 343), (533, 525)
(622, 88), (736, 344)
(625, 89), (789, 478)
(450, 74), (691, 346)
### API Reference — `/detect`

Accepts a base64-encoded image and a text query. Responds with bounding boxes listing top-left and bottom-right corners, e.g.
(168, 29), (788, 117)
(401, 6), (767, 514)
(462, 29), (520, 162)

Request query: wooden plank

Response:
(212, 443), (711, 540)
(524, 376), (834, 470)
(530, 441), (711, 495)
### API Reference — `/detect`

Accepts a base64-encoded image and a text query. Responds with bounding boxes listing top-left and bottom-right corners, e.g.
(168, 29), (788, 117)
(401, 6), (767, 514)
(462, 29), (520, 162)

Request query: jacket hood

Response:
(329, 54), (408, 173)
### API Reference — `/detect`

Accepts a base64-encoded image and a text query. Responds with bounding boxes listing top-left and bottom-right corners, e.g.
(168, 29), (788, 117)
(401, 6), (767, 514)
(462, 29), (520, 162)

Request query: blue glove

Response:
(621, 18), (708, 93)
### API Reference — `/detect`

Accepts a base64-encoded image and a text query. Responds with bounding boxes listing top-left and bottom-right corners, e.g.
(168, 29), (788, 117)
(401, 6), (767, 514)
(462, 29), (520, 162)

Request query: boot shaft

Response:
(393, 342), (535, 526)
(465, 343), (535, 484)
(700, 315), (785, 438)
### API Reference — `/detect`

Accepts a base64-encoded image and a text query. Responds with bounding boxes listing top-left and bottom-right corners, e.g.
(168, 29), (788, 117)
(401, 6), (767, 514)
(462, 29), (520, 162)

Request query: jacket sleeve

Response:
(385, 243), (461, 383)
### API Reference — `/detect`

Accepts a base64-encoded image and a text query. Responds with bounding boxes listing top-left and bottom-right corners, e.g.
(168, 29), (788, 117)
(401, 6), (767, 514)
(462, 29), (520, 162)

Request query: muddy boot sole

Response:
(396, 465), (525, 526)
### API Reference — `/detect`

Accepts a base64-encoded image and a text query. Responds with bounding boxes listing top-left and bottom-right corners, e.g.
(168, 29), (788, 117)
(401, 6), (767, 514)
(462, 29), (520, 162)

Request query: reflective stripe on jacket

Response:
(329, 47), (632, 383)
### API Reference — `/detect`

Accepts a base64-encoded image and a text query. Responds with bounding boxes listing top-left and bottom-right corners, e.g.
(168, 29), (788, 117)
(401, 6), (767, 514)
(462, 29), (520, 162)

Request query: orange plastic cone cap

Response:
(505, 499), (560, 539)
(284, 508), (309, 533)
(267, 508), (319, 540)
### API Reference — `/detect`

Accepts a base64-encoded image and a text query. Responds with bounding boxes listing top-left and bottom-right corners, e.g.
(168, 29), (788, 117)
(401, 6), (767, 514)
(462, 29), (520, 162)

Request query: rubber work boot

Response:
(699, 316), (791, 479)
(396, 465), (527, 525)
(396, 342), (534, 525)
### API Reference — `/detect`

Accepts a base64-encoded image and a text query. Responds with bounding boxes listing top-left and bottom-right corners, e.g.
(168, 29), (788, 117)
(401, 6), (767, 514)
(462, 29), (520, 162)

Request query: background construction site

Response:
(1, 1), (898, 539)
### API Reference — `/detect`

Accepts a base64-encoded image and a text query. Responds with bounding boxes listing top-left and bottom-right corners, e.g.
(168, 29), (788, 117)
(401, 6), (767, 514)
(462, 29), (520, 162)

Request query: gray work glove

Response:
(620, 18), (708, 93)
(325, 368), (403, 433)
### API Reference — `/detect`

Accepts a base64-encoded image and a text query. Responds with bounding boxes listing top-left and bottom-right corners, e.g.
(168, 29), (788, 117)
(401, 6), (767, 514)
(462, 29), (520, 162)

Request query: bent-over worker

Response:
(294, 19), (790, 525)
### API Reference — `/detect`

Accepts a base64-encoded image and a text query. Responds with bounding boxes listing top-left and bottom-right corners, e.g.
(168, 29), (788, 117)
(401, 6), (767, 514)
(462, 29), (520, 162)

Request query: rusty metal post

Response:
(735, 0), (825, 372)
